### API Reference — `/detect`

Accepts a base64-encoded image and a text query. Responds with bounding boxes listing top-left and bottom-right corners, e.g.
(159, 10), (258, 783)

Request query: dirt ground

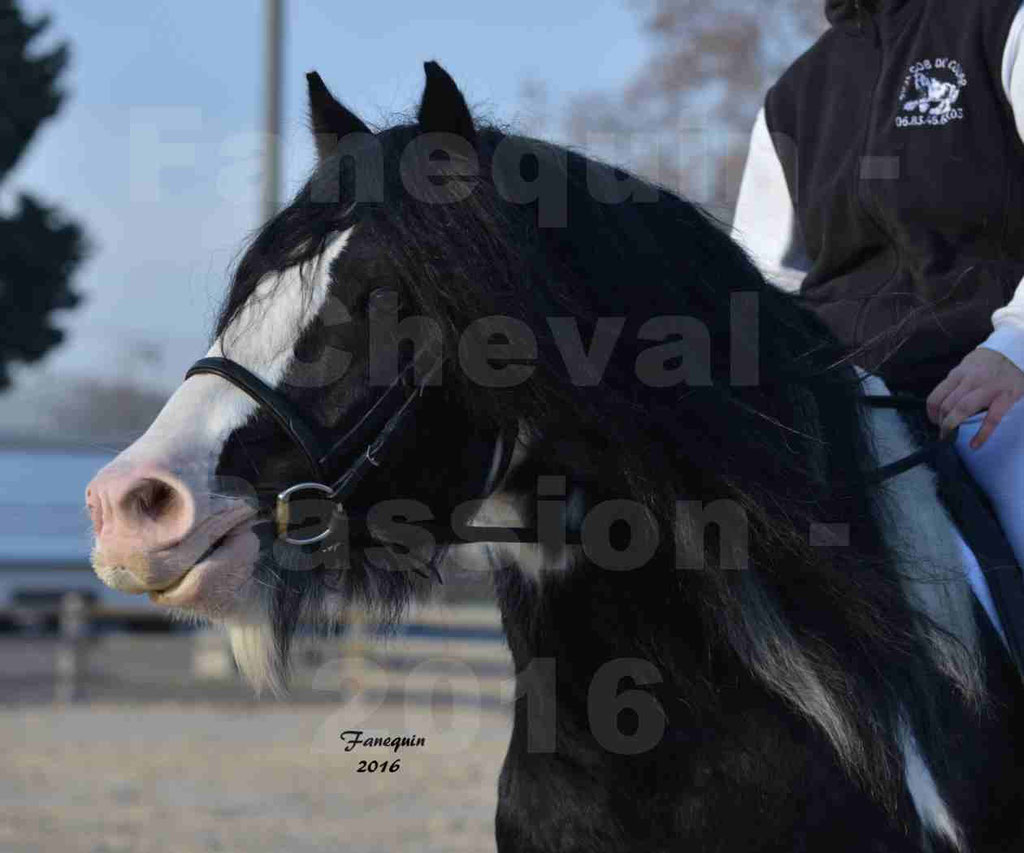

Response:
(0, 699), (512, 853)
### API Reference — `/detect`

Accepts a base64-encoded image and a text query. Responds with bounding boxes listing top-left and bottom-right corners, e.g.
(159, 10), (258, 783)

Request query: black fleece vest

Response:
(765, 0), (1024, 396)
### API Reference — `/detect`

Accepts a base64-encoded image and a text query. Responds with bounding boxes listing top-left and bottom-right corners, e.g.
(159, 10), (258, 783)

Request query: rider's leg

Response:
(951, 523), (1008, 648)
(860, 368), (1014, 651)
(954, 399), (1024, 572)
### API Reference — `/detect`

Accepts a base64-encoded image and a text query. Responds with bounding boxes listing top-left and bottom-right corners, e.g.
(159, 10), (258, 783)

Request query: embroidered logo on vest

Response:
(896, 58), (967, 128)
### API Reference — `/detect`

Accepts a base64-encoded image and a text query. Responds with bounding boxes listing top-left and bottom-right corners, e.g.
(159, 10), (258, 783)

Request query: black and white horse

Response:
(87, 63), (1024, 852)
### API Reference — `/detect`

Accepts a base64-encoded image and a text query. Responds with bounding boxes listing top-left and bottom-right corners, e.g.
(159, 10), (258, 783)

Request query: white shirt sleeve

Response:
(731, 107), (809, 294)
(980, 1), (1024, 371)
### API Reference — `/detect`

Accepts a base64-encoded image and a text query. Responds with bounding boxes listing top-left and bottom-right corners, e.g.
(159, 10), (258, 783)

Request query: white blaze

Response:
(211, 229), (353, 387)
(123, 229), (353, 469)
(93, 229), (353, 694)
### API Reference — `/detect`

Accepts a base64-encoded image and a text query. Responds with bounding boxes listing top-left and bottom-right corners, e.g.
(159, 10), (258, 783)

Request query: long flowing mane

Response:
(216, 95), (982, 816)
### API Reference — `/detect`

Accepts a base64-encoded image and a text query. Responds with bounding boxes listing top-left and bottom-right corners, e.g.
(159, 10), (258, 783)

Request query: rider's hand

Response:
(926, 347), (1024, 449)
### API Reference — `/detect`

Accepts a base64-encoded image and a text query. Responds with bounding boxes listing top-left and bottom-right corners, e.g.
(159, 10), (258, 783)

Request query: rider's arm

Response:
(731, 107), (809, 294)
(981, 2), (1024, 371)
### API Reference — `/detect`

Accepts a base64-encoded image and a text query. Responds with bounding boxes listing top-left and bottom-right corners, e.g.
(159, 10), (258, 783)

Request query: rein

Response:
(860, 394), (959, 483)
(185, 358), (955, 548)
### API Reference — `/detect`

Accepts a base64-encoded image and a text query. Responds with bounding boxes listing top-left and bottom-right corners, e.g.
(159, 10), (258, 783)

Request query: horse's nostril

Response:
(125, 478), (178, 522)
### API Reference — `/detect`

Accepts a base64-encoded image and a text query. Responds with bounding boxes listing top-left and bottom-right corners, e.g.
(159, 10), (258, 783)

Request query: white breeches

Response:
(952, 400), (1024, 646)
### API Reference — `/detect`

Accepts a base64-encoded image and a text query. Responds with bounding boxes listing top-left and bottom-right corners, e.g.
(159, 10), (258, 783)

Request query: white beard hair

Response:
(224, 579), (286, 697)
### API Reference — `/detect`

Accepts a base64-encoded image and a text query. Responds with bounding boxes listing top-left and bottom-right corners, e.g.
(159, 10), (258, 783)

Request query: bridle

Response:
(184, 357), (957, 549)
(185, 354), (478, 546)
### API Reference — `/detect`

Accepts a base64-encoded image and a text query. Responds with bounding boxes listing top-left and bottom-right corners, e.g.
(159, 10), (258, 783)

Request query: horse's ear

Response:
(306, 71), (371, 160)
(417, 61), (476, 146)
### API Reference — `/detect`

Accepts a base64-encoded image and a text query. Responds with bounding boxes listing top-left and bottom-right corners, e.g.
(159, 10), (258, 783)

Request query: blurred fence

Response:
(339, 603), (512, 707)
(0, 591), (513, 708)
(0, 441), (170, 621)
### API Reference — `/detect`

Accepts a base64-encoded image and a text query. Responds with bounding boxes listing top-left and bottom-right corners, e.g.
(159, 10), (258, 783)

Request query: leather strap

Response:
(186, 357), (328, 479)
(860, 394), (959, 484)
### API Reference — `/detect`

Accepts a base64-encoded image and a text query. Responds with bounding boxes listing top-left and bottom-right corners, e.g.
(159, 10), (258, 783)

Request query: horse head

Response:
(87, 63), (516, 690)
(85, 61), (799, 693)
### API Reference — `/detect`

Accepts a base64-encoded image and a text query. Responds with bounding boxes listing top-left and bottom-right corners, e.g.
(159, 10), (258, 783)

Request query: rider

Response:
(732, 0), (1024, 650)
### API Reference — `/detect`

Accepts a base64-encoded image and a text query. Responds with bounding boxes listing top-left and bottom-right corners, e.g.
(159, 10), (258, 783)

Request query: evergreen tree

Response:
(0, 0), (84, 390)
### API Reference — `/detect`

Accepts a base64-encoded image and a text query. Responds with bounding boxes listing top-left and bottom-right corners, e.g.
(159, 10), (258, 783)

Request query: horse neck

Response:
(492, 557), (728, 700)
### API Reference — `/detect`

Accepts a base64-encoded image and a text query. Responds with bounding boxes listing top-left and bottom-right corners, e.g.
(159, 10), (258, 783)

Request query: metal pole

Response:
(261, 0), (284, 223)
(55, 592), (89, 704)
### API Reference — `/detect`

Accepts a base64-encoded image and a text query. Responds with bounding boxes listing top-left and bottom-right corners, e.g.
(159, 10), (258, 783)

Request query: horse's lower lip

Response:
(151, 534), (228, 596)
(193, 534), (228, 567)
(152, 570), (193, 600)
(149, 516), (254, 603)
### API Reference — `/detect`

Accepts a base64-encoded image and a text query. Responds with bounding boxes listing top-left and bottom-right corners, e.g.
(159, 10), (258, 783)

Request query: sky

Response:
(4, 0), (651, 394)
